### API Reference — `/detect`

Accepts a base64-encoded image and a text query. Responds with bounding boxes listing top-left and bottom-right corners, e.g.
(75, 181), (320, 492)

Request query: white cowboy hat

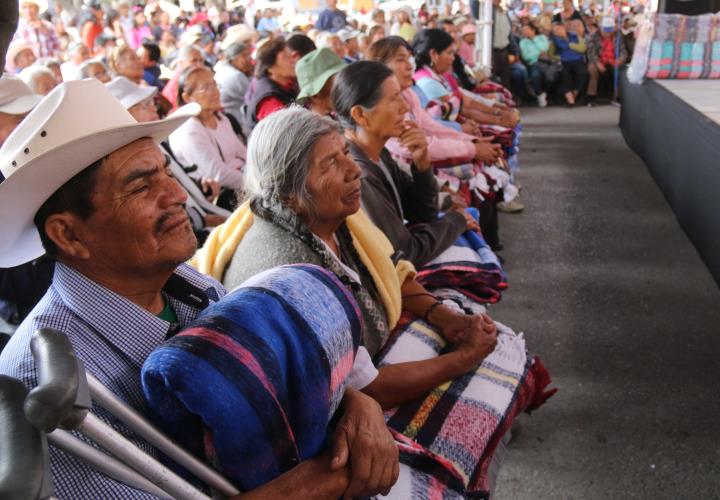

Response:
(19, 0), (49, 14)
(0, 76), (42, 115)
(0, 79), (200, 267)
(105, 76), (157, 109)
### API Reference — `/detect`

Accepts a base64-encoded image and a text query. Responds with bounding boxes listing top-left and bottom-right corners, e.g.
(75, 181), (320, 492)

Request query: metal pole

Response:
(78, 413), (210, 500)
(86, 373), (240, 497)
(481, 0), (493, 70)
(48, 430), (171, 499)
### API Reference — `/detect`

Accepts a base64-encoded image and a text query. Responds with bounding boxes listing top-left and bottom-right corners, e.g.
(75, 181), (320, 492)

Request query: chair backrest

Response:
(0, 375), (46, 500)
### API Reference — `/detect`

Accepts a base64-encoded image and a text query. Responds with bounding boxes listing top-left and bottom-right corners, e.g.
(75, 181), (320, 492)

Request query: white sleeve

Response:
(346, 346), (379, 390)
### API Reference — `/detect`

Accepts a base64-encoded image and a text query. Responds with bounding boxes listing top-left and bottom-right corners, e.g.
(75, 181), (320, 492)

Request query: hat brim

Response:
(0, 93), (43, 115)
(296, 63), (346, 102)
(0, 104), (199, 267)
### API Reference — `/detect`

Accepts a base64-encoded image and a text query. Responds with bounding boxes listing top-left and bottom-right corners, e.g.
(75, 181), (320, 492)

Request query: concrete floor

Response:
(490, 106), (720, 499)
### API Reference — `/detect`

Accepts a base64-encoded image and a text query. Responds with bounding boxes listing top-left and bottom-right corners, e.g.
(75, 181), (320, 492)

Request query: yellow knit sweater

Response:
(191, 202), (416, 329)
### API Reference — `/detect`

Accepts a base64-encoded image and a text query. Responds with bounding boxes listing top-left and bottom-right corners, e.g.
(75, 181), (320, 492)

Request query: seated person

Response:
(412, 29), (517, 129)
(332, 61), (478, 267)
(169, 66), (247, 195)
(295, 48), (345, 117)
(550, 21), (587, 106)
(197, 107), (497, 397)
(0, 80), (395, 499)
(195, 108), (554, 497)
(245, 38), (299, 129)
(18, 65), (58, 96)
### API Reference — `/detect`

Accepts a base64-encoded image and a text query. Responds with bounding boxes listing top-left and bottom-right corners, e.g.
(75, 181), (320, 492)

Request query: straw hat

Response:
(0, 79), (200, 266)
(296, 48), (346, 103)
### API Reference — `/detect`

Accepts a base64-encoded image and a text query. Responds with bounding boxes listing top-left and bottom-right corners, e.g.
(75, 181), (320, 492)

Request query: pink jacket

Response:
(386, 87), (476, 163)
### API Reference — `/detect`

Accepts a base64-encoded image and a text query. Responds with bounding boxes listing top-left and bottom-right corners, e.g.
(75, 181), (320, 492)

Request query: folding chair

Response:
(0, 328), (240, 499)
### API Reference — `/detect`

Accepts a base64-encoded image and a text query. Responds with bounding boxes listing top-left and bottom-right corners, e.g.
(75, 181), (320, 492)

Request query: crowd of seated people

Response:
(0, 1), (560, 498)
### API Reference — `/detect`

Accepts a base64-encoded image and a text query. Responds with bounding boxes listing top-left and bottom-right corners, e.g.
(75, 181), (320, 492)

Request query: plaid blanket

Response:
(416, 223), (508, 305)
(141, 264), (362, 491)
(645, 13), (720, 79)
(377, 308), (556, 498)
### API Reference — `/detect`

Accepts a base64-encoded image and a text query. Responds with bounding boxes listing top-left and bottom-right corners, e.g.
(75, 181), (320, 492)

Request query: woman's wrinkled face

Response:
(86, 62), (111, 83)
(361, 75), (410, 139)
(117, 48), (144, 80)
(386, 46), (414, 90)
(431, 43), (454, 74)
(300, 132), (363, 225)
(33, 72), (58, 95)
(184, 68), (222, 112)
(128, 96), (159, 122)
(14, 48), (36, 70)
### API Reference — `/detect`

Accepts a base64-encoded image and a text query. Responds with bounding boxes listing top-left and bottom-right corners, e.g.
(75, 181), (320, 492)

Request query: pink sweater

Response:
(386, 87), (476, 163)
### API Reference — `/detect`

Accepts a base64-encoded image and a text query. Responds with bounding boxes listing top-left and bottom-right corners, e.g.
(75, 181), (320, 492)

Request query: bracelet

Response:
(423, 301), (443, 324)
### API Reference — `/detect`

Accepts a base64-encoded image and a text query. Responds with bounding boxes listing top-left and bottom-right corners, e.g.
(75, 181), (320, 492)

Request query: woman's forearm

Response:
(362, 353), (469, 409)
(235, 455), (349, 500)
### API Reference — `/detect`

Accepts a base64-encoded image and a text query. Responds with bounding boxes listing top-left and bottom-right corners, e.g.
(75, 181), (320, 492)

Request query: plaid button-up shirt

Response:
(0, 262), (225, 499)
(14, 18), (61, 58)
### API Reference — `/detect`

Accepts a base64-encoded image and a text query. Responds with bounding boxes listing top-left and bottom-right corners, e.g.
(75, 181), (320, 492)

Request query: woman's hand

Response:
(200, 177), (221, 202)
(499, 111), (519, 128)
(474, 141), (502, 164)
(461, 119), (479, 135)
(399, 121), (431, 172)
(330, 388), (399, 498)
(453, 314), (498, 369)
(451, 207), (480, 232)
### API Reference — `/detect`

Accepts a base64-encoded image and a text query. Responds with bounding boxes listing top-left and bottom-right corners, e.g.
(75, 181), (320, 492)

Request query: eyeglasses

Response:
(191, 83), (219, 94)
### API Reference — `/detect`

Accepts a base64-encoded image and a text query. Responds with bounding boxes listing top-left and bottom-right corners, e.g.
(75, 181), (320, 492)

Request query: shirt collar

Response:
(51, 262), (213, 368)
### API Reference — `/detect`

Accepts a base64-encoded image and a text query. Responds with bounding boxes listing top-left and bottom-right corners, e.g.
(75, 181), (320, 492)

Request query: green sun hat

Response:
(296, 48), (347, 103)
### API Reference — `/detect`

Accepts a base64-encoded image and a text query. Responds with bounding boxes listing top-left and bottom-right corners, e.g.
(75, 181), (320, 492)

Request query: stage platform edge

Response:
(620, 71), (720, 287)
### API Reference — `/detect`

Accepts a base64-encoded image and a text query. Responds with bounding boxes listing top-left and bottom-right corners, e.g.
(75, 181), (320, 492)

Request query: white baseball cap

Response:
(0, 76), (42, 115)
(106, 76), (157, 109)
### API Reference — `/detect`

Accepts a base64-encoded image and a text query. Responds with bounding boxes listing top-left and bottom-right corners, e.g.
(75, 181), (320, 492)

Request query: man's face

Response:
(21, 2), (39, 22)
(76, 138), (196, 274)
(86, 62), (111, 83)
(327, 0), (337, 9)
(14, 48), (36, 70)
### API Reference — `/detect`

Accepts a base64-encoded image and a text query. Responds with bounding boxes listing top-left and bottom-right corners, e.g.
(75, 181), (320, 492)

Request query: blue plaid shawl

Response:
(141, 264), (363, 491)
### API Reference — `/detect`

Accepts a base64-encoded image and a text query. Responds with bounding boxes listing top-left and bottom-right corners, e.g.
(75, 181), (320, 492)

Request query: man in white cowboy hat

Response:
(0, 79), (397, 498)
(0, 75), (46, 329)
(14, 0), (60, 59)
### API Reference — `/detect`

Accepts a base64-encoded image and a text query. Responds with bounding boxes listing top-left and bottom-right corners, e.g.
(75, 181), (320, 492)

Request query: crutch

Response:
(22, 328), (240, 499)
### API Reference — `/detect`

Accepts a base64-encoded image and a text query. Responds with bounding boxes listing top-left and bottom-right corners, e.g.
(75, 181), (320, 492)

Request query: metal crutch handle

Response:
(25, 328), (86, 433)
(0, 375), (47, 499)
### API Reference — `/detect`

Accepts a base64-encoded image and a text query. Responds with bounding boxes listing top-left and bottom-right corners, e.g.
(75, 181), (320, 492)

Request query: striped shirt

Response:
(0, 262), (225, 499)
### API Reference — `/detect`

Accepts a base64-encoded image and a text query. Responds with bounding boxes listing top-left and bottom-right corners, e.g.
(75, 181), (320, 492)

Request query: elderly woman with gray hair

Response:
(214, 42), (253, 132)
(194, 106), (555, 497)
(194, 106), (498, 410)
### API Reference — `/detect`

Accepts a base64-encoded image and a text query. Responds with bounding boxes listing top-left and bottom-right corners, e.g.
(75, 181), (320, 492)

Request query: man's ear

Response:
(349, 104), (369, 130)
(44, 213), (92, 260)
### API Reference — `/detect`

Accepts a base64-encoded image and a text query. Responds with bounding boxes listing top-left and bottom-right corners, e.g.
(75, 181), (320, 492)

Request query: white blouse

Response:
(169, 114), (247, 190)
